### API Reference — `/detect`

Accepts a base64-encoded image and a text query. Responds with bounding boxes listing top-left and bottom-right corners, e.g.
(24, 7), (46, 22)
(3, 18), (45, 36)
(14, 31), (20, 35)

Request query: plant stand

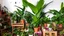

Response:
(43, 30), (57, 36)
(11, 23), (24, 36)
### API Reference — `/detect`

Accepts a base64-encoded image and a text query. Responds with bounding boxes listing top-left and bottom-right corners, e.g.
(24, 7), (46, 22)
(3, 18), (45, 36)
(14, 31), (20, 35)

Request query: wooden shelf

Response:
(11, 23), (24, 36)
(43, 30), (57, 36)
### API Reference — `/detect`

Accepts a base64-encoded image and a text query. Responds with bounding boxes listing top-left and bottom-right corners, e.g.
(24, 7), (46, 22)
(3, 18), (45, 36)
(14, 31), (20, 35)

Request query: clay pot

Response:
(34, 27), (38, 33)
(20, 19), (25, 24)
(44, 23), (47, 28)
(59, 24), (62, 28)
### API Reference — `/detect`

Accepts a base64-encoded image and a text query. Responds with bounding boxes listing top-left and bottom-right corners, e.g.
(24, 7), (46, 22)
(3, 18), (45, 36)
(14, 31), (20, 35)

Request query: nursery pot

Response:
(34, 27), (38, 33)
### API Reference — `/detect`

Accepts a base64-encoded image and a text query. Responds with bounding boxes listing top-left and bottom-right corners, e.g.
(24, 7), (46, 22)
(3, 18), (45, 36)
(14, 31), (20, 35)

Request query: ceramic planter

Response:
(29, 34), (33, 36)
(17, 35), (19, 36)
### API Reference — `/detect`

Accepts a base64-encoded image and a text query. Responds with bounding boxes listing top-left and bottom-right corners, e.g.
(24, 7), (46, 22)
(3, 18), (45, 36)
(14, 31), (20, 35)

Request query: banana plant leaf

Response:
(23, 0), (44, 15)
(61, 2), (64, 9)
(23, 0), (52, 27)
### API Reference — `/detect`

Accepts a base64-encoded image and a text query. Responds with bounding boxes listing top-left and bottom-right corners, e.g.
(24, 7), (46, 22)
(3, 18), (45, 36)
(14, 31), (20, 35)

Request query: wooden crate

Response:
(43, 30), (57, 36)
(11, 23), (24, 36)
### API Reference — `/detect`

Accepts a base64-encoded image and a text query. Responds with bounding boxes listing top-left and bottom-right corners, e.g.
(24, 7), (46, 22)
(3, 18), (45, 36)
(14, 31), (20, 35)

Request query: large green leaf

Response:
(61, 2), (63, 9)
(24, 1), (38, 14)
(22, 0), (27, 7)
(36, 0), (44, 10)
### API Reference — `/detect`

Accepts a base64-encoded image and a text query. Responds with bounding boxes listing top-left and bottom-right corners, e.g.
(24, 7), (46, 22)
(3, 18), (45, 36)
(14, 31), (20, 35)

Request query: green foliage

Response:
(3, 33), (12, 36)
(24, 0), (44, 15)
(60, 29), (64, 35)
(61, 2), (64, 9)
(24, 12), (33, 24)
(11, 6), (25, 22)
(23, 0), (52, 27)
(49, 2), (64, 24)
(28, 28), (34, 35)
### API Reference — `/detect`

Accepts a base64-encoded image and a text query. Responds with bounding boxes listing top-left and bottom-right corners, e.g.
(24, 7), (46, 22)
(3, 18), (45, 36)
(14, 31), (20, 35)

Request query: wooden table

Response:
(43, 30), (57, 36)
(11, 23), (24, 35)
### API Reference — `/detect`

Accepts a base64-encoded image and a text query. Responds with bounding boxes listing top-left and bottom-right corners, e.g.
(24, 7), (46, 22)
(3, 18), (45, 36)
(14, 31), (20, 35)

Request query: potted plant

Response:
(12, 6), (25, 24)
(49, 2), (64, 30)
(24, 0), (52, 33)
(28, 28), (34, 36)
(11, 0), (27, 24)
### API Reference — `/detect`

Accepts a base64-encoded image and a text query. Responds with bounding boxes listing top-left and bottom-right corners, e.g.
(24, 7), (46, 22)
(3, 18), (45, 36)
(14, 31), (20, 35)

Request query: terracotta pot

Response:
(34, 27), (38, 33)
(20, 19), (25, 24)
(59, 24), (62, 28)
(44, 23), (47, 28)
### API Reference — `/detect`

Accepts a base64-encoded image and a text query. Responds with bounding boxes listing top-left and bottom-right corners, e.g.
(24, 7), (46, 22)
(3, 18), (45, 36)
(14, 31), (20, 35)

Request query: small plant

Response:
(11, 6), (25, 23)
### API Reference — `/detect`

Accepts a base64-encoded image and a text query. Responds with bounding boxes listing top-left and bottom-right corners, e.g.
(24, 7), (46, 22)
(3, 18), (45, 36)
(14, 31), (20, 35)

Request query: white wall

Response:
(0, 0), (3, 6)
(1, 0), (64, 18)
(2, 0), (22, 13)
(1, 0), (64, 12)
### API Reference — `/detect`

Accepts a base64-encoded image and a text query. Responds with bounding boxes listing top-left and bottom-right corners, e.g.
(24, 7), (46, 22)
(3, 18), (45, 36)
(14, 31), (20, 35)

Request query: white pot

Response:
(49, 28), (52, 31)
(47, 24), (50, 28)
(17, 35), (19, 36)
(29, 34), (33, 36)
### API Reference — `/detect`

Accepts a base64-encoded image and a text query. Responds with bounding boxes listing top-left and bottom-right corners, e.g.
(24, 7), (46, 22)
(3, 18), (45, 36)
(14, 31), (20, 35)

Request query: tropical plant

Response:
(11, 6), (25, 23)
(49, 2), (64, 24)
(23, 0), (52, 27)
